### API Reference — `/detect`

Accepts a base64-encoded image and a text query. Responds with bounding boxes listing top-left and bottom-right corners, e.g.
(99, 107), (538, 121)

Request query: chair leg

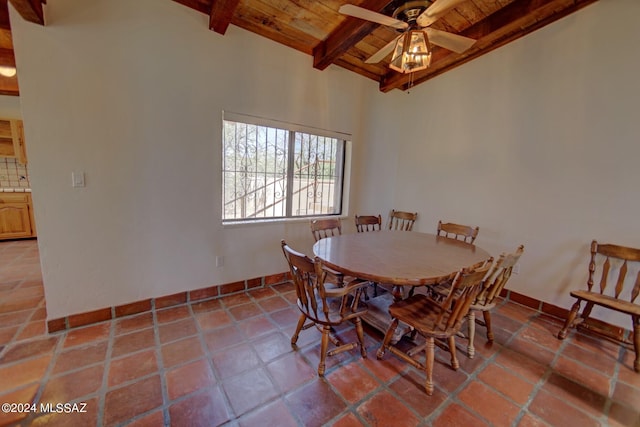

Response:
(448, 335), (459, 370)
(467, 311), (476, 359)
(354, 318), (367, 359)
(633, 315), (640, 373)
(318, 325), (330, 376)
(483, 310), (494, 343)
(558, 299), (582, 340)
(291, 313), (306, 345)
(377, 318), (399, 359)
(425, 337), (435, 396)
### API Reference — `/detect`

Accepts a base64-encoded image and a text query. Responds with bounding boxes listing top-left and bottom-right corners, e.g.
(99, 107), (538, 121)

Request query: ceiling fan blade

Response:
(425, 28), (476, 54)
(339, 4), (408, 30)
(365, 36), (400, 64)
(417, 0), (468, 28)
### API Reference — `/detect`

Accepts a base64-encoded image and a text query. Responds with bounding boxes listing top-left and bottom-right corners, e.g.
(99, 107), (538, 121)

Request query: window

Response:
(222, 112), (348, 222)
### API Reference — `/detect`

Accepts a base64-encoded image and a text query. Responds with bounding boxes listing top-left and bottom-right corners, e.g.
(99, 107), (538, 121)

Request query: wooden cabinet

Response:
(0, 119), (27, 164)
(0, 192), (35, 240)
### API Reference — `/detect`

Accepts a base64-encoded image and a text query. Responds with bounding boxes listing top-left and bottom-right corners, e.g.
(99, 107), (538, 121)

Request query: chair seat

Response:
(570, 290), (640, 316)
(389, 294), (457, 339)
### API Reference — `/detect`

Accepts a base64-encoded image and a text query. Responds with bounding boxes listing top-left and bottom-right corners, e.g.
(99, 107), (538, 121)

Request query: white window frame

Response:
(221, 111), (352, 224)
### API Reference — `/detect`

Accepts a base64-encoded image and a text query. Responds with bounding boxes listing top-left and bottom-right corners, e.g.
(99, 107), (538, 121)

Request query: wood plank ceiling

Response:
(1, 0), (598, 95)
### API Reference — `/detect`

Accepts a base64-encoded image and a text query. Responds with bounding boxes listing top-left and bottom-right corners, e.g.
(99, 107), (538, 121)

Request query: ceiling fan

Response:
(339, 0), (476, 73)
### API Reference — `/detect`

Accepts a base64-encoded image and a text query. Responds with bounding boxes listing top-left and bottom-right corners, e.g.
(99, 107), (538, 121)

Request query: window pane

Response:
(222, 117), (345, 222)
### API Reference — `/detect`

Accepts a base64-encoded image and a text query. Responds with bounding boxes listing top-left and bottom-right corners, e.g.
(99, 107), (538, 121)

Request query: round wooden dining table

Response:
(312, 230), (491, 288)
(313, 230), (492, 335)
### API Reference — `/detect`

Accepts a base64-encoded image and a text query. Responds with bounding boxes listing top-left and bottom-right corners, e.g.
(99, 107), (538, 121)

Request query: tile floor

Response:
(1, 239), (639, 427)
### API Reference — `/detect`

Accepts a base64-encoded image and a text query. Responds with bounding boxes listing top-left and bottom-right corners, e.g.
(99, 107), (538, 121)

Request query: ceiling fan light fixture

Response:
(389, 29), (431, 74)
(0, 66), (17, 78)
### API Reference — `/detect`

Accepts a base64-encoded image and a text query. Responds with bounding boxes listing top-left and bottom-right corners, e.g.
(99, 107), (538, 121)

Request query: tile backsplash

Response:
(0, 158), (30, 188)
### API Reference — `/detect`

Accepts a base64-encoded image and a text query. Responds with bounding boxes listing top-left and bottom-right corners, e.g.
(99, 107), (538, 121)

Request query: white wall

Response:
(11, 0), (371, 319)
(362, 0), (640, 327)
(0, 95), (21, 117)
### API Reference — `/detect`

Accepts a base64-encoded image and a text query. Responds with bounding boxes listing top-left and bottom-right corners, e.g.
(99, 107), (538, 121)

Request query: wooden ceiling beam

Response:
(0, 47), (15, 66)
(313, 0), (394, 71)
(8, 0), (43, 25)
(209, 0), (240, 35)
(172, 0), (210, 15)
(0, 0), (11, 30)
(380, 0), (599, 92)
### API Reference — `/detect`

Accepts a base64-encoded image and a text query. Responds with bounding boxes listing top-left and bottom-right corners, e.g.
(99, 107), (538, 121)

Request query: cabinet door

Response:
(11, 120), (27, 165)
(0, 203), (32, 239)
(0, 119), (14, 157)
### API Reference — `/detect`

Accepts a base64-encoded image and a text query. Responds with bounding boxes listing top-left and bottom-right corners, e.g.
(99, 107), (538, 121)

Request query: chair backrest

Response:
(475, 245), (524, 307)
(388, 210), (417, 231)
(281, 240), (335, 324)
(587, 240), (640, 303)
(310, 218), (342, 242)
(437, 220), (479, 244)
(355, 214), (382, 232)
(435, 259), (493, 333)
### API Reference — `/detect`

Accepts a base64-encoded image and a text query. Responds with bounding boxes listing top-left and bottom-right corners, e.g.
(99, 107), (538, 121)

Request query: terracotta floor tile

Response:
(332, 412), (366, 427)
(433, 402), (490, 427)
(251, 331), (292, 364)
(221, 293), (252, 307)
(388, 370), (448, 417)
(0, 336), (58, 363)
(516, 413), (552, 427)
(121, 409), (165, 427)
(166, 358), (216, 400)
(360, 346), (405, 383)
(15, 320), (46, 341)
(111, 327), (156, 357)
(618, 349), (640, 387)
(223, 368), (279, 416)
(190, 298), (222, 313)
(238, 399), (298, 427)
(0, 309), (33, 327)
(559, 340), (617, 376)
(212, 342), (260, 379)
(108, 349), (158, 387)
(612, 380), (640, 411)
(228, 302), (263, 321)
(0, 325), (18, 345)
(63, 322), (111, 348)
(266, 352), (316, 393)
(114, 312), (154, 335)
(0, 383), (39, 426)
(257, 295), (290, 313)
(168, 387), (231, 427)
(247, 287), (277, 300)
(156, 304), (191, 323)
(478, 364), (536, 405)
(203, 325), (245, 353)
(505, 338), (556, 367)
(495, 348), (548, 383)
(52, 341), (108, 374)
(269, 307), (300, 328)
(458, 381), (521, 427)
(286, 379), (347, 427)
(608, 400), (640, 427)
(327, 362), (379, 404)
(356, 390), (420, 427)
(103, 375), (163, 426)
(528, 388), (601, 427)
(196, 310), (233, 330)
(517, 324), (564, 353)
(0, 354), (52, 392)
(237, 315), (277, 340)
(29, 397), (99, 427)
(161, 336), (204, 368)
(552, 355), (611, 398)
(40, 365), (104, 403)
(158, 317), (198, 344)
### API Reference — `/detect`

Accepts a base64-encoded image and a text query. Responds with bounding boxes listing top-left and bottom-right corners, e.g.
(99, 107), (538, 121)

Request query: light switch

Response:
(72, 171), (85, 188)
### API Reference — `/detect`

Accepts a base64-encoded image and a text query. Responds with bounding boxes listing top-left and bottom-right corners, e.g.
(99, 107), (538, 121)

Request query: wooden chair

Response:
(388, 210), (417, 231)
(355, 214), (382, 232)
(310, 218), (342, 242)
(377, 259), (492, 395)
(281, 240), (368, 376)
(464, 245), (524, 358)
(558, 240), (640, 373)
(437, 220), (479, 244)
